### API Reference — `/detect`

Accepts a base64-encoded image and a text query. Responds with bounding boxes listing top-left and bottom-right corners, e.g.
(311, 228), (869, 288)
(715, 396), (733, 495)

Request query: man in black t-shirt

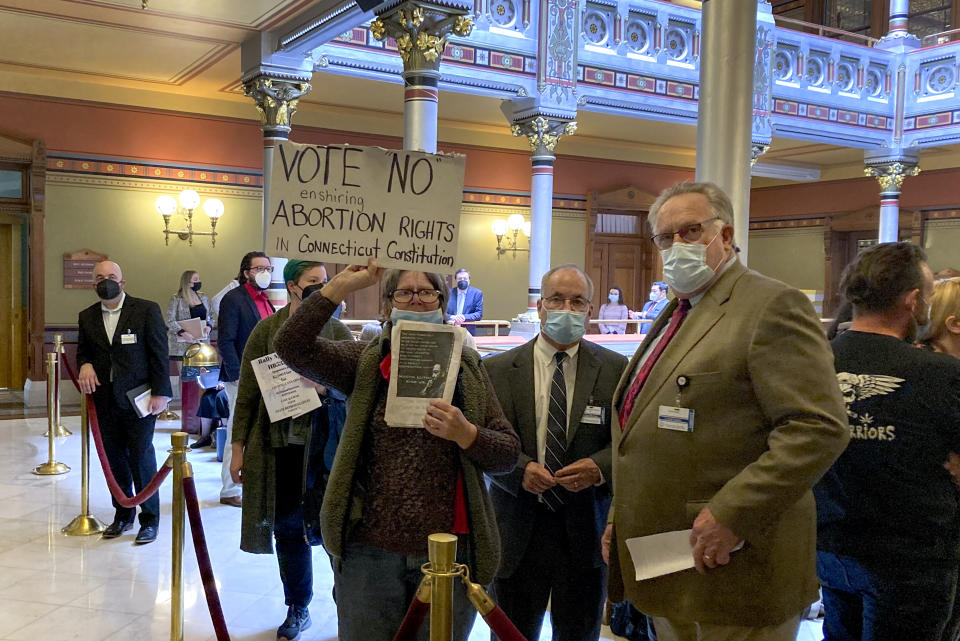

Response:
(816, 242), (960, 641)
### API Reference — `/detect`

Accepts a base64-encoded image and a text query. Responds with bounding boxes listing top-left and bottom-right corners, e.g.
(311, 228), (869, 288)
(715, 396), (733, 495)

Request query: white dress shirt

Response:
(101, 291), (126, 344)
(533, 335), (579, 466)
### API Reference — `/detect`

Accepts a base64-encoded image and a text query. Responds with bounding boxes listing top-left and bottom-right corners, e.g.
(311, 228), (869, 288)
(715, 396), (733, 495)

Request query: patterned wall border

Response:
(773, 99), (891, 131)
(749, 217), (826, 231)
(328, 28), (537, 77)
(48, 154), (264, 187)
(46, 153), (586, 209)
(461, 201), (586, 221)
(925, 210), (960, 220)
(579, 66), (698, 102)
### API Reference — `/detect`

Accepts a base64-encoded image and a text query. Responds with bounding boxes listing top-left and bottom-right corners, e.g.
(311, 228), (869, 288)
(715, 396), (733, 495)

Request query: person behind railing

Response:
(229, 259), (351, 641)
(76, 260), (171, 545)
(598, 286), (630, 334)
(274, 259), (521, 641)
(629, 281), (669, 333)
(447, 267), (484, 335)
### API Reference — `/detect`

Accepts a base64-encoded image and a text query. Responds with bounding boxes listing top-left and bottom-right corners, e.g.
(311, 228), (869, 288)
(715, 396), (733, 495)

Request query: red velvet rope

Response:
(183, 475), (231, 641)
(87, 395), (172, 508)
(62, 356), (81, 392)
(482, 606), (528, 641)
(391, 591), (430, 641)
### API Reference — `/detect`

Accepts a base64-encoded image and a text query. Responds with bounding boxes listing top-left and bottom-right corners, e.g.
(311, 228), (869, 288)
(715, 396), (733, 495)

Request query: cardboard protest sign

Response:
(268, 142), (466, 274)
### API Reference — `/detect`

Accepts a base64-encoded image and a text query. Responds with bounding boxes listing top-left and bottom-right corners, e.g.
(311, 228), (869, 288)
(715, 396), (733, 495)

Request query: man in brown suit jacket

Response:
(604, 182), (849, 641)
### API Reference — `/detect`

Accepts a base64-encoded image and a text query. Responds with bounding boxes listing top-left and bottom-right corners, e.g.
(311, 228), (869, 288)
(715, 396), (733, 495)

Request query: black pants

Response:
(93, 384), (159, 526)
(490, 506), (606, 641)
(274, 444), (312, 608)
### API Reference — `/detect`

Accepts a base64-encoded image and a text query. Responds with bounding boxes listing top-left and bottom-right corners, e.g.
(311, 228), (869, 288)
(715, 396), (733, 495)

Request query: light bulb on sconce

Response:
(155, 189), (225, 247)
(491, 214), (531, 259)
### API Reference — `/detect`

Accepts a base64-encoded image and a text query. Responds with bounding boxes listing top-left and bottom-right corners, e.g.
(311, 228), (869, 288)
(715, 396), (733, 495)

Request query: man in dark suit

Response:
(446, 268), (483, 335)
(485, 263), (627, 641)
(77, 260), (171, 544)
(217, 251), (274, 507)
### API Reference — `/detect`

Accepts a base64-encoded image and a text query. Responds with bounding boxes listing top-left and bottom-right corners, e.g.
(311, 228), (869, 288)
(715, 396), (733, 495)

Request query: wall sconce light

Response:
(155, 190), (224, 247)
(492, 213), (531, 259)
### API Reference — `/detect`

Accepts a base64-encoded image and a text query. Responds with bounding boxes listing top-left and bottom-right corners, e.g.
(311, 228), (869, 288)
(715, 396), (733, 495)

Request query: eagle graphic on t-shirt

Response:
(836, 373), (904, 441)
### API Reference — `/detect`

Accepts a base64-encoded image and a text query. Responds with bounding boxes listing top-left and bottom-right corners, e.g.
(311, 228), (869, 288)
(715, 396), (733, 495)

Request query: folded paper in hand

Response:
(125, 384), (152, 418)
(625, 529), (744, 581)
(177, 317), (204, 342)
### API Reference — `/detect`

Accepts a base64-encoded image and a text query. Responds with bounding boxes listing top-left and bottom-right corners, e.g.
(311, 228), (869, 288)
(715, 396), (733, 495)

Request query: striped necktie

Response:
(542, 351), (568, 511)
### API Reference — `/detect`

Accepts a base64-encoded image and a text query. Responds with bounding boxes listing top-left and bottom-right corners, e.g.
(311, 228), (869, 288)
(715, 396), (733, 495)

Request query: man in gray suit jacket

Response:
(486, 264), (628, 641)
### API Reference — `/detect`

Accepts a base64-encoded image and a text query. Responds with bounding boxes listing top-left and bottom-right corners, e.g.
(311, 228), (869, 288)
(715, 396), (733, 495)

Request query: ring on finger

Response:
(703, 554), (713, 562)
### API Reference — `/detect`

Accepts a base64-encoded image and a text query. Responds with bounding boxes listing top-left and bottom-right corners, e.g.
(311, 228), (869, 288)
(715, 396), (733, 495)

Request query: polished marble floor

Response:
(0, 414), (824, 641)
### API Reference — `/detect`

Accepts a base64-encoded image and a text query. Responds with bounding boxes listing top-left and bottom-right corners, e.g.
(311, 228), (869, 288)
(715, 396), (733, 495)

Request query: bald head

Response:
(94, 261), (122, 283)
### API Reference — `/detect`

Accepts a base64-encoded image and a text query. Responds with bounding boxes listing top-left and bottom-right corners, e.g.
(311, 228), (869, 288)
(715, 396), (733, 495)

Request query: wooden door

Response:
(0, 214), (25, 388)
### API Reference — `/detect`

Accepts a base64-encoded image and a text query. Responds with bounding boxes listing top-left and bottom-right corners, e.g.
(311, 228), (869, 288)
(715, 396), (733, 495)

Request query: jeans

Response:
(334, 539), (477, 641)
(274, 445), (311, 608)
(817, 550), (957, 641)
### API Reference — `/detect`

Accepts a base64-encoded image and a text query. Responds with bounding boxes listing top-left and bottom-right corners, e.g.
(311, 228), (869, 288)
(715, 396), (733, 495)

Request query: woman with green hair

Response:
(230, 259), (352, 641)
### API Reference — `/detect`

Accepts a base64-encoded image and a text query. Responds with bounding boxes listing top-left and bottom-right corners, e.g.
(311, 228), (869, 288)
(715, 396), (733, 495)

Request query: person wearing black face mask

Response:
(76, 260), (171, 545)
(228, 259), (352, 640)
(446, 268), (484, 335)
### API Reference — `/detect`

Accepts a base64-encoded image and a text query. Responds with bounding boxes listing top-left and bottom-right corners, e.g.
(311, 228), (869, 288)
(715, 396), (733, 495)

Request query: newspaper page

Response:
(250, 352), (322, 423)
(384, 320), (463, 427)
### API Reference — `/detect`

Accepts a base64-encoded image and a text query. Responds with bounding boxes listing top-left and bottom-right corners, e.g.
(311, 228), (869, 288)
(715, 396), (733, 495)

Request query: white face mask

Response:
(254, 270), (272, 290)
(659, 231), (721, 295)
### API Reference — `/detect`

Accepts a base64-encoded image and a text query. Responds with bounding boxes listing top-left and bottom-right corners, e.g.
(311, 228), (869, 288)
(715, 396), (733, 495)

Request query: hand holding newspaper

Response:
(625, 530), (744, 581)
(384, 320), (463, 427)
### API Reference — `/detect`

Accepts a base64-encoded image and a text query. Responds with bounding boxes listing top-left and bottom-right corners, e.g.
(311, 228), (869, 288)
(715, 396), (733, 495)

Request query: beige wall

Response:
(45, 175), (262, 324)
(747, 227), (825, 291)
(45, 176), (588, 325)
(924, 220), (960, 273)
(455, 205), (588, 321)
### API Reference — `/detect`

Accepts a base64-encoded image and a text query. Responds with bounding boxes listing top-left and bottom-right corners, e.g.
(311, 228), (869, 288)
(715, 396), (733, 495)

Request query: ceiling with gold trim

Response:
(1, 0), (956, 185)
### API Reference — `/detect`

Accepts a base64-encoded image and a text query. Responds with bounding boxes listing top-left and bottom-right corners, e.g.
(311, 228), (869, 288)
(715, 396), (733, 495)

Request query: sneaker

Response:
(277, 605), (311, 641)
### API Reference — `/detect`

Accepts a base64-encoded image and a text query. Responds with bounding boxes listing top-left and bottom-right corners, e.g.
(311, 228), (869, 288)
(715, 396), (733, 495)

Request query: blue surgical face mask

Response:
(659, 231), (721, 295)
(543, 310), (586, 345)
(390, 308), (444, 325)
(608, 294), (619, 303)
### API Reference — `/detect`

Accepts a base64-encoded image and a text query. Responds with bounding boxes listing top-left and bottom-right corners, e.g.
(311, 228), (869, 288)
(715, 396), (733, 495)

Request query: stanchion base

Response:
(33, 461), (70, 475)
(158, 410), (180, 421)
(62, 514), (107, 536)
(43, 425), (73, 438)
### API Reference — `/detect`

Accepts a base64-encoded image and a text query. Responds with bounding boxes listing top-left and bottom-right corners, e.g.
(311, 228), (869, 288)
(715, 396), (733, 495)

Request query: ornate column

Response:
(506, 109), (576, 311)
(242, 74), (312, 251)
(695, 0), (759, 264)
(864, 152), (920, 243)
(876, 0), (920, 50)
(370, 2), (473, 153)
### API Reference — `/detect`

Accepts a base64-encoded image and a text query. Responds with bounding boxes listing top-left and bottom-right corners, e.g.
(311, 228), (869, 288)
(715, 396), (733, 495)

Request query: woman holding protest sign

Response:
(274, 258), (520, 641)
(229, 259), (352, 641)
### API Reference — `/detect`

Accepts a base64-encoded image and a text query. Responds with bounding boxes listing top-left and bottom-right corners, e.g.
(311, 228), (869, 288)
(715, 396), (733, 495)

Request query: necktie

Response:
(618, 299), (691, 429)
(542, 351), (568, 511)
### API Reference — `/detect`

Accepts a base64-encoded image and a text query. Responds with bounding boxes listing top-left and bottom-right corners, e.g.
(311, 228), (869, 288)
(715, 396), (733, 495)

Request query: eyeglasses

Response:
(542, 295), (590, 312)
(249, 265), (274, 274)
(650, 216), (720, 250)
(391, 289), (441, 304)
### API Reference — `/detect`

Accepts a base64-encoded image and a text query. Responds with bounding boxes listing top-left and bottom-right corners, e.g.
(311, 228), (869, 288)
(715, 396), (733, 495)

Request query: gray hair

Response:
(647, 181), (735, 236)
(541, 264), (594, 301)
(381, 269), (448, 317)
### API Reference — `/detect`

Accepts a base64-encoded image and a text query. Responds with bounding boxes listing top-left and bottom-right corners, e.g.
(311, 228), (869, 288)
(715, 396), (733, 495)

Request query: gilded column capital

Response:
(369, 1), (473, 72)
(510, 115), (577, 155)
(243, 75), (312, 136)
(864, 160), (920, 193)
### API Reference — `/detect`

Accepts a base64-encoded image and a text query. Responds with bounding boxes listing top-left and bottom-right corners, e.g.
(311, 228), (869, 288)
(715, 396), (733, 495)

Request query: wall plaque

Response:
(63, 249), (108, 289)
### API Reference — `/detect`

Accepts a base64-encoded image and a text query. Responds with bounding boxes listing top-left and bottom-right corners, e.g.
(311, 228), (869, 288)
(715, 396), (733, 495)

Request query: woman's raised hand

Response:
(321, 258), (383, 302)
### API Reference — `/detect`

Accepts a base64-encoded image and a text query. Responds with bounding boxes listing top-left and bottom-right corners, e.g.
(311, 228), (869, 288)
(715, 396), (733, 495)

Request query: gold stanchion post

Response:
(34, 352), (70, 476)
(62, 393), (106, 535)
(52, 334), (72, 437)
(428, 533), (457, 641)
(169, 432), (189, 641)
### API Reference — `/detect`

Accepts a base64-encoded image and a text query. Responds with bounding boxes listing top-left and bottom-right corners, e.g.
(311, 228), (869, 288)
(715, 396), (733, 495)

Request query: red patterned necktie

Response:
(618, 299), (692, 429)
